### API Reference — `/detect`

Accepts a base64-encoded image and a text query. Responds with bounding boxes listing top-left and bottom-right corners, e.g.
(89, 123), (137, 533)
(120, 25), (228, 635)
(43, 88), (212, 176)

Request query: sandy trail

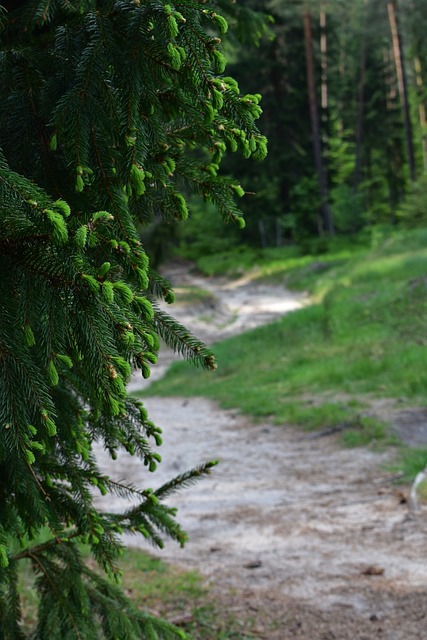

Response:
(96, 262), (427, 639)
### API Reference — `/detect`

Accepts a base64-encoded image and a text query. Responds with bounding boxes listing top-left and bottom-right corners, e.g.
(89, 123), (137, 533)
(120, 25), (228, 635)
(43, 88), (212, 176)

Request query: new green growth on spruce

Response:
(0, 1), (266, 637)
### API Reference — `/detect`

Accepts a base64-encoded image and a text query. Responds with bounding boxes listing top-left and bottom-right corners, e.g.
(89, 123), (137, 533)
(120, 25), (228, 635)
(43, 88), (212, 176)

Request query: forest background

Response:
(163, 0), (427, 263)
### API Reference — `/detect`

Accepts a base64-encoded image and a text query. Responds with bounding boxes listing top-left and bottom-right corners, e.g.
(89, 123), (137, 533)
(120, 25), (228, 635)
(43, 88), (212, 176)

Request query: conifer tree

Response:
(0, 1), (267, 637)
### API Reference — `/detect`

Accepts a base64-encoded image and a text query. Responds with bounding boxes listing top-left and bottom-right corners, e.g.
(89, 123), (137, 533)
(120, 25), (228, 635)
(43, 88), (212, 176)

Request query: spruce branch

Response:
(153, 306), (217, 369)
(11, 530), (80, 563)
(154, 460), (219, 499)
(148, 269), (175, 303)
(0, 0), (266, 634)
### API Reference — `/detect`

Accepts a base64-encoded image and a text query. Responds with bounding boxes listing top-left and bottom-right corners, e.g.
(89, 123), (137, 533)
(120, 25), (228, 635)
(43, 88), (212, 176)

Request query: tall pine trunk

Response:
(387, 0), (416, 182)
(353, 0), (369, 194)
(353, 36), (366, 193)
(414, 56), (427, 173)
(303, 9), (334, 235)
(320, 6), (328, 160)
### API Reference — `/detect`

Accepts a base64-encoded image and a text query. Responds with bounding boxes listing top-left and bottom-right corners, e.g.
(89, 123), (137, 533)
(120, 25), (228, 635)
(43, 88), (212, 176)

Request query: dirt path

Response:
(97, 262), (427, 639)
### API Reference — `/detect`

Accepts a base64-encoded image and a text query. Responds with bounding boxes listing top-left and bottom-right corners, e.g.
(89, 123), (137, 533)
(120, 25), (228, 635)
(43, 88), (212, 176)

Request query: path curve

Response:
(96, 262), (427, 640)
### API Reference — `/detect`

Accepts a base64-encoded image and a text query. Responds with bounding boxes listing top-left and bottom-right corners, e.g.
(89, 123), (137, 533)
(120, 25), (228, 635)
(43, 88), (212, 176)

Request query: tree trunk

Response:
(387, 0), (416, 182)
(414, 56), (427, 173)
(353, 34), (367, 193)
(302, 9), (334, 235)
(320, 6), (328, 156)
(258, 219), (268, 248)
(353, 0), (369, 195)
(382, 43), (405, 212)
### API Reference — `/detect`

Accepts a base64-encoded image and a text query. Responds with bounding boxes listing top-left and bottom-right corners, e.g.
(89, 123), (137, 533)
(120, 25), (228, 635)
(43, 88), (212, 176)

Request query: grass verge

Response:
(120, 549), (257, 639)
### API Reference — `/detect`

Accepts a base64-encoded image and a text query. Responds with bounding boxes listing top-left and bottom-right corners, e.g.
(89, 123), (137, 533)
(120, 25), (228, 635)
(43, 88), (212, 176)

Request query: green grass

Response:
(18, 546), (263, 638)
(146, 228), (427, 455)
(191, 232), (367, 279)
(194, 243), (359, 283)
(120, 548), (203, 606)
(389, 447), (427, 482)
(341, 416), (399, 449)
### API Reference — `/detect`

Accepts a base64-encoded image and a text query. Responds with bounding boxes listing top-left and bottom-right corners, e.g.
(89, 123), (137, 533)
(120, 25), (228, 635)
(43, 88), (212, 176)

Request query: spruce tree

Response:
(0, 1), (267, 637)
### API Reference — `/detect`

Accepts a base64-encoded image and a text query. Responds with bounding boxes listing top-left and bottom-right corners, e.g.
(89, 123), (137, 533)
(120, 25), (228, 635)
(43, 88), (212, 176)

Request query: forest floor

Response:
(97, 261), (427, 640)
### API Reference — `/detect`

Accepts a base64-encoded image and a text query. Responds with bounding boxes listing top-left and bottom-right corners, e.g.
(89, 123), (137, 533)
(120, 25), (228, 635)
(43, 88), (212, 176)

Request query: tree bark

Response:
(387, 0), (416, 182)
(320, 7), (328, 138)
(353, 34), (367, 193)
(303, 9), (334, 235)
(353, 0), (370, 195)
(414, 56), (427, 173)
(319, 6), (329, 189)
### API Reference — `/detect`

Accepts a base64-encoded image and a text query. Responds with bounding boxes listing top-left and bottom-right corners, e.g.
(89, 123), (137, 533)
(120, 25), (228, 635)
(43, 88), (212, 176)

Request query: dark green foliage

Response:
(184, 0), (427, 252)
(397, 175), (427, 227)
(0, 0), (265, 636)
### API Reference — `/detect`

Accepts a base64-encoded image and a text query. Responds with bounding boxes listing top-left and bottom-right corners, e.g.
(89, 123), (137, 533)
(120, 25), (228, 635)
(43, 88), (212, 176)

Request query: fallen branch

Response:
(301, 422), (354, 440)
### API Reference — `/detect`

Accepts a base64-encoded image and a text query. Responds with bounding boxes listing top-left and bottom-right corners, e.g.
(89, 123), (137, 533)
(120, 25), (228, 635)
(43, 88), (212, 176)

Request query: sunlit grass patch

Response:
(193, 240), (362, 282)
